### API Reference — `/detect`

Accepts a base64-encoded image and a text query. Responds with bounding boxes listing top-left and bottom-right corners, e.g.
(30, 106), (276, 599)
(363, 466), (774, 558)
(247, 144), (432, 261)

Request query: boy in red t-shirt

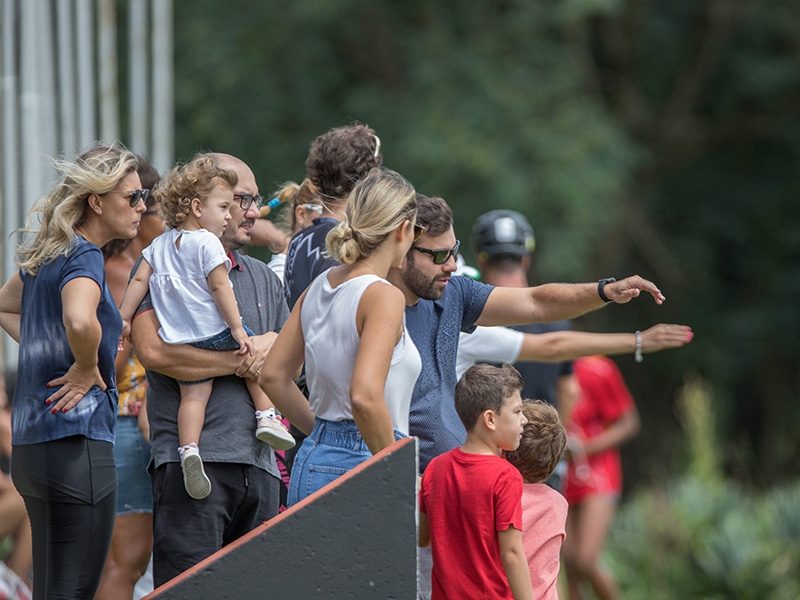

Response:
(505, 400), (568, 600)
(418, 364), (534, 600)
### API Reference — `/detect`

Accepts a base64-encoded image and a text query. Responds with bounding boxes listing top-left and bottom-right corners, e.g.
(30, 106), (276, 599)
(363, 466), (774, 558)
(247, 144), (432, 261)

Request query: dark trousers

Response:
(151, 462), (280, 588)
(12, 436), (117, 600)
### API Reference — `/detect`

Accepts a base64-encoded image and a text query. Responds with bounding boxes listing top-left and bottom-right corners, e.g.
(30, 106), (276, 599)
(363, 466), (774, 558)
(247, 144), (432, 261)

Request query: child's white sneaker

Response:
(255, 409), (296, 451)
(179, 443), (211, 500)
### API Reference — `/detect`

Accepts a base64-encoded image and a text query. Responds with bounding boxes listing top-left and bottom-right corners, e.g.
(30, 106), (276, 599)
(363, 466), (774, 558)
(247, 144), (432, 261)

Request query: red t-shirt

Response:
(419, 447), (523, 600)
(564, 355), (635, 505)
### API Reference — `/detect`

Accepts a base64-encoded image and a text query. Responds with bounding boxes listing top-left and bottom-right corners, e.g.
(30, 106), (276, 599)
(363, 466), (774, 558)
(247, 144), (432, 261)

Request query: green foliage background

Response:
(171, 0), (800, 489)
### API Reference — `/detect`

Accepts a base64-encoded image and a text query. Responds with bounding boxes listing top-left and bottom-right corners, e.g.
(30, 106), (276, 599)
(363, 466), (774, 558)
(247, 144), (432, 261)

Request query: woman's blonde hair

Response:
(16, 142), (139, 275)
(326, 168), (416, 266)
(155, 154), (238, 229)
(272, 178), (322, 234)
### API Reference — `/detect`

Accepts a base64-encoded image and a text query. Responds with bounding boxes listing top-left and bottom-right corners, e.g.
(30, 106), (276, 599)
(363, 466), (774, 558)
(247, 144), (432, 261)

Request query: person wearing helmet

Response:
(469, 210), (573, 408)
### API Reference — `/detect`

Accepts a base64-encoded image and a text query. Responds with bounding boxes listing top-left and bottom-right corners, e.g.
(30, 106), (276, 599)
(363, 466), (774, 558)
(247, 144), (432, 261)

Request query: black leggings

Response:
(11, 436), (117, 600)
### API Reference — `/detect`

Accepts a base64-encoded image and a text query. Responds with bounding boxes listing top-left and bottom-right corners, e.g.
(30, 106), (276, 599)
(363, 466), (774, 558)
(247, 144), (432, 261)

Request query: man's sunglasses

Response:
(234, 193), (265, 211)
(411, 240), (460, 265)
(126, 189), (149, 207)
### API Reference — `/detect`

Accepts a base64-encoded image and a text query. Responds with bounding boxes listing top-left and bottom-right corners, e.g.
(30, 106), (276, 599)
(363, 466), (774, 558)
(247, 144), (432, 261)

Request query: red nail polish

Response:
(62, 408), (68, 413)
(45, 383), (50, 388)
(51, 408), (57, 414)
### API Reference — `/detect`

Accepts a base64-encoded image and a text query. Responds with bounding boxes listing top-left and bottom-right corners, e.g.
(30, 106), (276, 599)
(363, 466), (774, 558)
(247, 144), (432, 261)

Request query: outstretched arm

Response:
(476, 275), (665, 327)
(250, 219), (291, 252)
(516, 323), (693, 363)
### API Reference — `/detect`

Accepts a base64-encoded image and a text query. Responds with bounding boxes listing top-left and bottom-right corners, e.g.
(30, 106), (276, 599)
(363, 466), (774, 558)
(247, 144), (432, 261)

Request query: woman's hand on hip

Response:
(45, 363), (107, 413)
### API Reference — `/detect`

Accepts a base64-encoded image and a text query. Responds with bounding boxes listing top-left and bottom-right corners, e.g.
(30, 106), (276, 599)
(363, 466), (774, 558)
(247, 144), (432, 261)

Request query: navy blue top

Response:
(13, 236), (121, 445)
(283, 217), (340, 309)
(405, 276), (494, 472)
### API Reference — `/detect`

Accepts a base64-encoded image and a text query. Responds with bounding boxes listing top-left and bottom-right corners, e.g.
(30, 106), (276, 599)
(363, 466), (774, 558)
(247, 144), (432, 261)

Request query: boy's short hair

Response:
(505, 400), (566, 483)
(455, 364), (524, 431)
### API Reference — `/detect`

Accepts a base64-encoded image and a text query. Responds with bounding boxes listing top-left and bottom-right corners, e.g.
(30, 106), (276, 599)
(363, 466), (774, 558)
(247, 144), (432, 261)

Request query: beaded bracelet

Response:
(634, 331), (643, 363)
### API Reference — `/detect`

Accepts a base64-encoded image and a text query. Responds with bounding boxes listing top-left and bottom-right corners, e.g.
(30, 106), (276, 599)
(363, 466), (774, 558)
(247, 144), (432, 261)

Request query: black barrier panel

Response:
(148, 437), (418, 600)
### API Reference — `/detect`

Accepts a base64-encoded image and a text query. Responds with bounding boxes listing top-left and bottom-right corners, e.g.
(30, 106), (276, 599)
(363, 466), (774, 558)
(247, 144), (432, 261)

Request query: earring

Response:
(96, 208), (102, 215)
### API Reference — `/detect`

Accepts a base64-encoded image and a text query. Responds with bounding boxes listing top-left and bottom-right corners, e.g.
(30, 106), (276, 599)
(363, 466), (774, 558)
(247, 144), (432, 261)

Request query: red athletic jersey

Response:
(564, 356), (635, 505)
(419, 447), (523, 600)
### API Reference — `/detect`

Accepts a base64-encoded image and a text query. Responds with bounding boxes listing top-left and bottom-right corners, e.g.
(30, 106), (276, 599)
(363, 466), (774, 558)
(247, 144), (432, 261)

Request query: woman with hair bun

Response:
(0, 142), (145, 599)
(261, 168), (422, 505)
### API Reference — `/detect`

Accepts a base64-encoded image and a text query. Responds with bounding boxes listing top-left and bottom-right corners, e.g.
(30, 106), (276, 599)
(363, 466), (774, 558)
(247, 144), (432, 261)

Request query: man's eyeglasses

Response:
(126, 189), (149, 207)
(413, 224), (424, 242)
(234, 193), (264, 211)
(411, 240), (460, 265)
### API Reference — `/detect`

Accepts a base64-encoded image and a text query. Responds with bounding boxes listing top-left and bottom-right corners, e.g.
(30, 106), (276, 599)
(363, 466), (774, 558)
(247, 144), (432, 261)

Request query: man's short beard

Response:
(221, 221), (251, 252)
(401, 254), (444, 301)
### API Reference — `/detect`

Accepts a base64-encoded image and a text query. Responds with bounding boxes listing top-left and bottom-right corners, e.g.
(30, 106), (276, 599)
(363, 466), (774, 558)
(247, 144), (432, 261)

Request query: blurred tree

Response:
(172, 0), (800, 486)
(572, 0), (800, 485)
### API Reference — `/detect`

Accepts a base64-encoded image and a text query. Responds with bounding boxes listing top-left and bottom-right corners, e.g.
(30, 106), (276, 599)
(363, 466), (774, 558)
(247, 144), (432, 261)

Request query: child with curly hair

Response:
(119, 154), (294, 501)
(505, 400), (568, 599)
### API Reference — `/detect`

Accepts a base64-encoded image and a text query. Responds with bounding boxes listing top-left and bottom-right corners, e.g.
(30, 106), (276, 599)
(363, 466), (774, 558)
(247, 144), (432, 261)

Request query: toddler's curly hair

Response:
(156, 154), (238, 229)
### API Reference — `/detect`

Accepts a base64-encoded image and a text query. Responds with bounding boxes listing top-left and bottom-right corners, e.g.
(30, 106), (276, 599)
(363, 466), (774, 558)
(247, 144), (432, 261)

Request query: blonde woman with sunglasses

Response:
(261, 168), (422, 505)
(0, 143), (145, 599)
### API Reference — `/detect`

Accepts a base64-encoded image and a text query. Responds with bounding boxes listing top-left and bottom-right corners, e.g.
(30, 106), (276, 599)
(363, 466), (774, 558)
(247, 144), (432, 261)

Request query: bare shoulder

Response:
(363, 279), (405, 307)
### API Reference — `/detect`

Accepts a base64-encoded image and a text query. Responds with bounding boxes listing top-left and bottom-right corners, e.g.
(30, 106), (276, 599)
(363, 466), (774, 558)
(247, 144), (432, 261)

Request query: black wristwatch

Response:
(597, 278), (616, 303)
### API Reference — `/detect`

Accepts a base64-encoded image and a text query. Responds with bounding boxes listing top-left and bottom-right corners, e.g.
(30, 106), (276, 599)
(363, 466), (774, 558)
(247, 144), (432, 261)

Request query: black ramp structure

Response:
(146, 436), (418, 599)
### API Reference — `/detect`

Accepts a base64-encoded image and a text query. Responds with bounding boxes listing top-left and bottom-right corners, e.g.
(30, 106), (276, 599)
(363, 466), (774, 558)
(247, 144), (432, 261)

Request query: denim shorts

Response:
(113, 416), (153, 515)
(287, 418), (406, 507)
(179, 323), (255, 385)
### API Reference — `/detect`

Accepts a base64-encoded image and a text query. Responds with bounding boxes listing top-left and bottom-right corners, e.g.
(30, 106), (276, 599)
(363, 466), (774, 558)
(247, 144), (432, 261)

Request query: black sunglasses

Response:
(411, 240), (460, 265)
(126, 189), (149, 207)
(234, 193), (264, 211)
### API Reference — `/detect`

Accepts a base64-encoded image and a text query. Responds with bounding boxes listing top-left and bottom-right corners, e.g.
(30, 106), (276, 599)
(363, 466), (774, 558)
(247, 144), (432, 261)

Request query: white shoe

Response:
(179, 444), (211, 500)
(256, 410), (296, 451)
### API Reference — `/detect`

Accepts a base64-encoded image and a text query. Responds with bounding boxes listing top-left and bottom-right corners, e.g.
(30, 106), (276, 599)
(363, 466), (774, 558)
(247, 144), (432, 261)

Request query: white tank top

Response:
(300, 272), (421, 434)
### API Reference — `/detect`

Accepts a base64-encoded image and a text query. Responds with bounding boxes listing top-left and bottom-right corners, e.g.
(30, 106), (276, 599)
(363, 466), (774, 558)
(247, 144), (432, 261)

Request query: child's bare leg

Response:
(247, 379), (274, 413)
(248, 379), (295, 451)
(178, 381), (213, 447)
(177, 382), (213, 500)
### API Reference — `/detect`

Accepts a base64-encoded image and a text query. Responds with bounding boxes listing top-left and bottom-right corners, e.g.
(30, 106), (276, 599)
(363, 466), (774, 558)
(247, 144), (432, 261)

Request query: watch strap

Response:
(597, 278), (616, 303)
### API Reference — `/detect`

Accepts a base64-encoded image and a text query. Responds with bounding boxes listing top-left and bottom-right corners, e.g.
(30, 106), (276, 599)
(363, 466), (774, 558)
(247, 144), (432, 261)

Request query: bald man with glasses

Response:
(131, 154), (289, 587)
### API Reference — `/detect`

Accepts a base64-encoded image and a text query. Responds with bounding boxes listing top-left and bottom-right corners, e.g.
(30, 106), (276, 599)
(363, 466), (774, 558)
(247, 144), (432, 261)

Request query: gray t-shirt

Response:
(137, 250), (290, 477)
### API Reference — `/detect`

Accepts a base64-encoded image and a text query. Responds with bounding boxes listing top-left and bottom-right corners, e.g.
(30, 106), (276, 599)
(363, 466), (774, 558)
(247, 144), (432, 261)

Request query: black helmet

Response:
(471, 209), (535, 262)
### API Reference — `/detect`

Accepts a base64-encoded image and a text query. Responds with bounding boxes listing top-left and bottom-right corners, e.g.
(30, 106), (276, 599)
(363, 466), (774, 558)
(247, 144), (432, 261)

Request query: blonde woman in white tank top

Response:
(261, 168), (422, 504)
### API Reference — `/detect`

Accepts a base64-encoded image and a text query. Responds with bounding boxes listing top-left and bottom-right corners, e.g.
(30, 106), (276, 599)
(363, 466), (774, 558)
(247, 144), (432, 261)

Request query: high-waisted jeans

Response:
(287, 418), (405, 506)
